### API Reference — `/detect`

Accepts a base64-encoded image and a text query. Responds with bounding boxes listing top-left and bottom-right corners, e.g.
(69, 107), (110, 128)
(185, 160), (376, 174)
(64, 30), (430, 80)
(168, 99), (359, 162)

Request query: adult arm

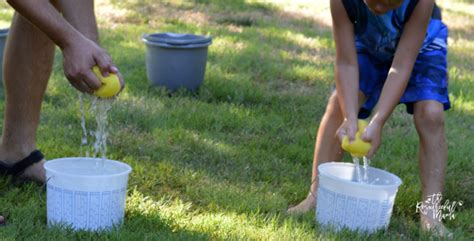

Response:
(7, 0), (81, 50)
(7, 0), (118, 93)
(54, 0), (100, 44)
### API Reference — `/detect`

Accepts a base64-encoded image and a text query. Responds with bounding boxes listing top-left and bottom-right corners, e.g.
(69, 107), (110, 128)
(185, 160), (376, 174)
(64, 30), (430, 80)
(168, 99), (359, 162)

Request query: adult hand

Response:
(336, 118), (359, 143)
(361, 119), (384, 158)
(61, 36), (124, 93)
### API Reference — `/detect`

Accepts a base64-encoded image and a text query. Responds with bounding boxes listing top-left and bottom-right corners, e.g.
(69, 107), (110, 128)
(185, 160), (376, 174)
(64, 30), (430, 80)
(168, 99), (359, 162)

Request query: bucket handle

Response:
(308, 178), (318, 200)
(38, 176), (53, 205)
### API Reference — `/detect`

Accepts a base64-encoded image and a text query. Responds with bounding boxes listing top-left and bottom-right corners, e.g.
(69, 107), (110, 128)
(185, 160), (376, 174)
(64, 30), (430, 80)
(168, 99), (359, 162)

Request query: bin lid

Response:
(143, 32), (212, 46)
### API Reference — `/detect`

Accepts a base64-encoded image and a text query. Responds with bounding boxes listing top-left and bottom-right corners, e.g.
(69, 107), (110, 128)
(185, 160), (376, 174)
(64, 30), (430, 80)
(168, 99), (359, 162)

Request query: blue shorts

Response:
(357, 28), (450, 119)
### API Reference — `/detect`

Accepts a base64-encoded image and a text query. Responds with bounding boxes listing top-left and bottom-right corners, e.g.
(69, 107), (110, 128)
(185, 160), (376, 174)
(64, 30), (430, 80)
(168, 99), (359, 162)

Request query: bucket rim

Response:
(44, 157), (132, 179)
(142, 37), (212, 49)
(318, 162), (403, 189)
(142, 32), (212, 45)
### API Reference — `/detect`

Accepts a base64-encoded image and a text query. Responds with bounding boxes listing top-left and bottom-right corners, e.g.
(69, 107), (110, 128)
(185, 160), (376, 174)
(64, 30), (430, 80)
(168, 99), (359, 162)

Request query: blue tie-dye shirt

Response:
(342, 0), (446, 63)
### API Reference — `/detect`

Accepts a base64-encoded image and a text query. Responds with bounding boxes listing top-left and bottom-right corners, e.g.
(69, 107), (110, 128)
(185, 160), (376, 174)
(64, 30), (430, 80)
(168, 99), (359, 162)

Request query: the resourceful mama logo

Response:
(415, 192), (463, 221)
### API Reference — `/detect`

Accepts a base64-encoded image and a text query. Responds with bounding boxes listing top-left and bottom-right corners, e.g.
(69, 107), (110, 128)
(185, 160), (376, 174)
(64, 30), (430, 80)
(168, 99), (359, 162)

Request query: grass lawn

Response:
(0, 0), (473, 240)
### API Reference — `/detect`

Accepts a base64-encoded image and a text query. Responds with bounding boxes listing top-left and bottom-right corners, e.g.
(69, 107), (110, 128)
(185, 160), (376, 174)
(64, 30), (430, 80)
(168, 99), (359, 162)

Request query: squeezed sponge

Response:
(92, 66), (121, 98)
(341, 119), (372, 157)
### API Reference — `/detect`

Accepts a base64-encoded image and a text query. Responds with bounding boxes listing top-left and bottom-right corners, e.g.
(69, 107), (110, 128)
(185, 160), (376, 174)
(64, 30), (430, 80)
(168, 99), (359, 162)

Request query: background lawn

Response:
(0, 0), (472, 240)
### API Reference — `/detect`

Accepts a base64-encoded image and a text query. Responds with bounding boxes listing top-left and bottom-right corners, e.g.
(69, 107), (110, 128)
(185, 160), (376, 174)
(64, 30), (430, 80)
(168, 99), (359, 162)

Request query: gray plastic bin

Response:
(142, 33), (212, 91)
(0, 29), (8, 85)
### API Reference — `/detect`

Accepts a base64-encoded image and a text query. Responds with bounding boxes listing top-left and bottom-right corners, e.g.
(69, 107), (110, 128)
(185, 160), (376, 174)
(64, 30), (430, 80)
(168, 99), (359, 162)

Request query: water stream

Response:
(362, 156), (370, 183)
(79, 93), (90, 157)
(92, 97), (113, 169)
(79, 93), (114, 170)
(353, 156), (370, 184)
(353, 157), (362, 183)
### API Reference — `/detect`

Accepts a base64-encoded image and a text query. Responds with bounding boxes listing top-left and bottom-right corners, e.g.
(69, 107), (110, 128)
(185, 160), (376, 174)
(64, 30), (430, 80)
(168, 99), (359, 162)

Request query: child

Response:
(288, 0), (450, 236)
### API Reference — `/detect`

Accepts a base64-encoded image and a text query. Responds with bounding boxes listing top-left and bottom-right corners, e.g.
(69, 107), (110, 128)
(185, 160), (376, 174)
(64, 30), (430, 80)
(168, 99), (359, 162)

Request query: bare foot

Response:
(421, 215), (453, 239)
(287, 195), (316, 215)
(18, 159), (46, 184)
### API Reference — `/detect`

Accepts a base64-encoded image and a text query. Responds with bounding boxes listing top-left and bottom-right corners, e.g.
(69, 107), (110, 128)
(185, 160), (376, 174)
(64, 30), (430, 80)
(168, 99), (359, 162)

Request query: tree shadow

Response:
(99, 0), (474, 227)
(0, 183), (213, 240)
(103, 0), (335, 106)
(0, 0), (466, 238)
(0, 0), (469, 239)
(85, 0), (334, 217)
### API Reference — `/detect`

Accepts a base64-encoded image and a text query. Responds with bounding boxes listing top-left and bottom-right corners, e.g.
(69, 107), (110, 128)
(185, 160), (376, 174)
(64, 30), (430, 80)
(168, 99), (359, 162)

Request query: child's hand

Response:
(361, 120), (383, 158)
(341, 120), (371, 157)
(336, 118), (359, 143)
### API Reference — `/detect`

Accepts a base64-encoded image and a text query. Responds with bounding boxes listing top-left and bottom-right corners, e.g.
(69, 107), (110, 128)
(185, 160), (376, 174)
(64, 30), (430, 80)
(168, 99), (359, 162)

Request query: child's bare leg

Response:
(0, 13), (55, 183)
(287, 92), (345, 214)
(288, 91), (367, 214)
(413, 100), (450, 237)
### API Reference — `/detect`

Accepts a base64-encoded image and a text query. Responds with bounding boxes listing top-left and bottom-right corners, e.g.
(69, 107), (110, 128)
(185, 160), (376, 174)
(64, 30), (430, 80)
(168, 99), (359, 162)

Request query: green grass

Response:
(0, 0), (473, 240)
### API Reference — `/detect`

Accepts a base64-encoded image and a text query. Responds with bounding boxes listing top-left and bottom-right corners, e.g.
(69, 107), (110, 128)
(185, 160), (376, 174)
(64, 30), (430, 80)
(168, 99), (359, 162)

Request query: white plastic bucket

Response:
(44, 158), (132, 231)
(316, 162), (402, 233)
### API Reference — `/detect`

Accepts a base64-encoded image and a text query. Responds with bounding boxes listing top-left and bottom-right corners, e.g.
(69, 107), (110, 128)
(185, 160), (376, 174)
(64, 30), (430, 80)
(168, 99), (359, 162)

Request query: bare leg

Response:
(0, 13), (55, 183)
(0, 1), (100, 183)
(413, 100), (451, 237)
(287, 91), (365, 214)
(55, 0), (99, 43)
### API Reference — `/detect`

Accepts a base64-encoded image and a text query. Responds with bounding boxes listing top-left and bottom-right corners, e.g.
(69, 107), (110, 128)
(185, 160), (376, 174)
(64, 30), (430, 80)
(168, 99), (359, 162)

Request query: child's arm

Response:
(330, 0), (360, 140)
(371, 0), (435, 125)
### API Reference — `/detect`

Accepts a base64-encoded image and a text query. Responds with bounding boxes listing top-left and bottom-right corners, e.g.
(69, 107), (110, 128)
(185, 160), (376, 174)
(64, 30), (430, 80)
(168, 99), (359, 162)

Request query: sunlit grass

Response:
(0, 3), (13, 28)
(438, 0), (474, 17)
(0, 0), (472, 240)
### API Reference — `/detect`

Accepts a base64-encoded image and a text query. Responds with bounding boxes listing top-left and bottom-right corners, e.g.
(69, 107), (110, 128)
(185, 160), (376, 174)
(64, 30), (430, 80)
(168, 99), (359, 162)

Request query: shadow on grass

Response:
(0, 0), (466, 239)
(104, 19), (334, 106)
(0, 185), (212, 240)
(96, 0), (474, 238)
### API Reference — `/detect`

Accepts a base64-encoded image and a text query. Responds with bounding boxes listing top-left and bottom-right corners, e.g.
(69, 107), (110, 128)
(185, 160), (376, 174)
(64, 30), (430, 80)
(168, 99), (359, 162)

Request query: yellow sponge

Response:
(341, 119), (371, 157)
(92, 66), (121, 98)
